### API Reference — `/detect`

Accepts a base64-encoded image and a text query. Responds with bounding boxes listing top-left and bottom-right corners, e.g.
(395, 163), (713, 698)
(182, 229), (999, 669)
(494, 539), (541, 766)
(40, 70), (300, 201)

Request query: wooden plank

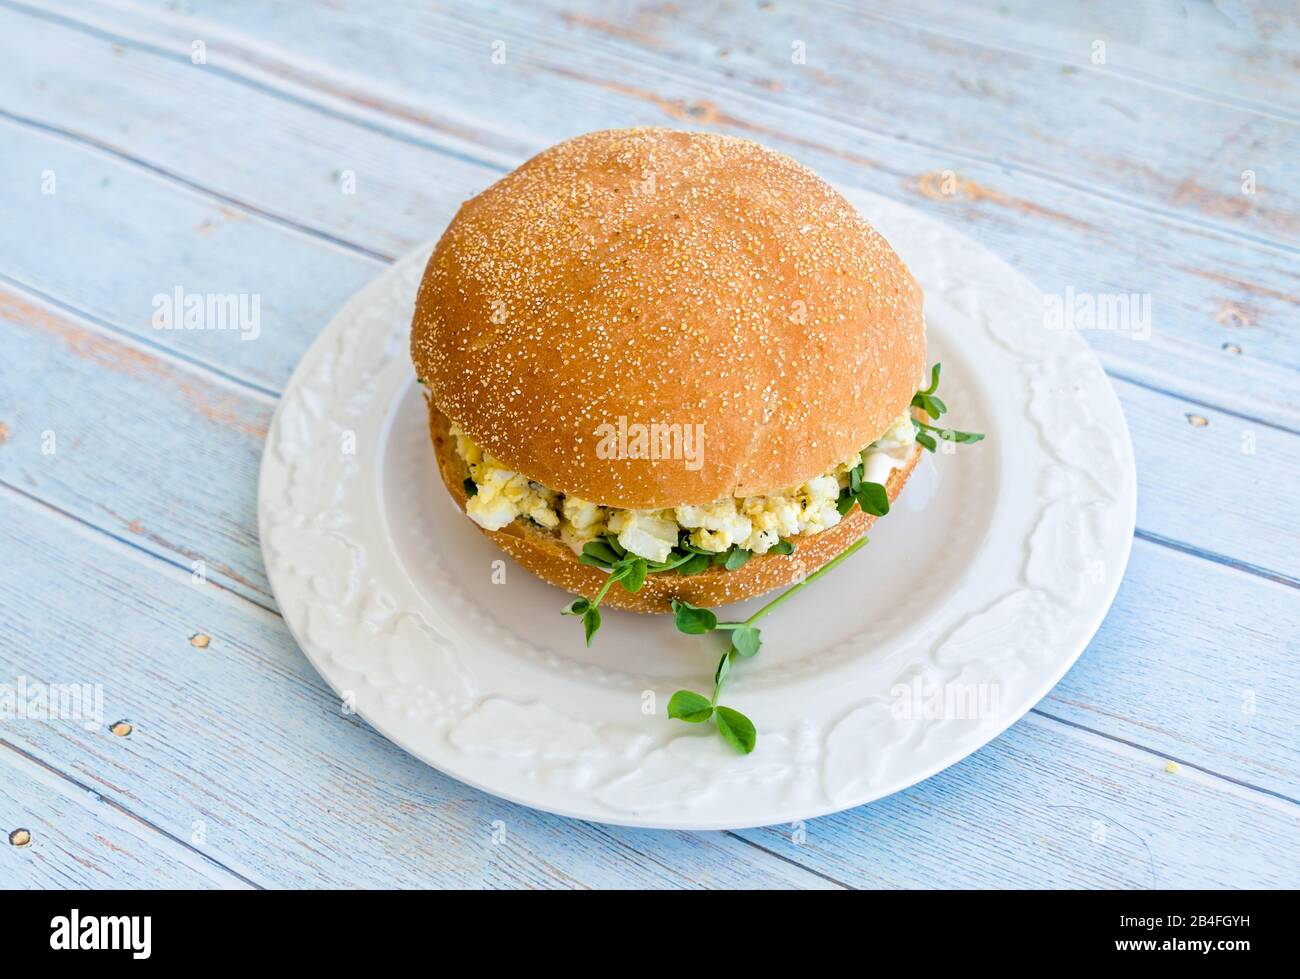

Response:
(0, 742), (252, 888)
(4, 279), (1298, 604)
(0, 488), (841, 888)
(2, 289), (1297, 797)
(0, 5), (507, 259)
(4, 2), (1299, 424)
(1, 0), (1295, 887)
(512, 0), (1300, 240)
(0, 113), (383, 393)
(1116, 377), (1300, 582)
(0, 285), (277, 607)
(2, 486), (1294, 887)
(734, 712), (1300, 888)
(1, 105), (1296, 804)
(834, 0), (1300, 115)
(1041, 539), (1300, 800)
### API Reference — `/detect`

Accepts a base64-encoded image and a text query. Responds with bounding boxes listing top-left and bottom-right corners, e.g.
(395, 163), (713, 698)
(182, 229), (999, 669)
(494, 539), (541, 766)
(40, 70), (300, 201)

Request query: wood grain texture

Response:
(5, 1), (1299, 420)
(733, 711), (1300, 888)
(0, 742), (252, 888)
(531, 0), (1300, 240)
(4, 279), (1296, 607)
(1, 484), (1295, 888)
(1116, 378), (1299, 582)
(837, 0), (1300, 115)
(0, 285), (277, 607)
(3, 287), (1294, 806)
(0, 489), (843, 889)
(0, 108), (383, 393)
(0, 0), (1297, 888)
(1041, 540), (1300, 800)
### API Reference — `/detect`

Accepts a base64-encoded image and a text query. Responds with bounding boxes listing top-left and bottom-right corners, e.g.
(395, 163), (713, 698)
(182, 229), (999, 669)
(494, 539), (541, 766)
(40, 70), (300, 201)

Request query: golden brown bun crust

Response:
(412, 127), (925, 509)
(428, 400), (920, 613)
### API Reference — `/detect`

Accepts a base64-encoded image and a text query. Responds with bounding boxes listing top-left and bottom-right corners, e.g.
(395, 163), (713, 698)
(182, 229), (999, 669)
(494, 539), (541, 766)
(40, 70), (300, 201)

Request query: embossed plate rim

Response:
(258, 187), (1136, 829)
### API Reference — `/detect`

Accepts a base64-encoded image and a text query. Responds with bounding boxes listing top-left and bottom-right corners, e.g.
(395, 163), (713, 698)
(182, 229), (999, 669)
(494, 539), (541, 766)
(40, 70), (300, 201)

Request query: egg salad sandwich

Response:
(411, 129), (981, 672)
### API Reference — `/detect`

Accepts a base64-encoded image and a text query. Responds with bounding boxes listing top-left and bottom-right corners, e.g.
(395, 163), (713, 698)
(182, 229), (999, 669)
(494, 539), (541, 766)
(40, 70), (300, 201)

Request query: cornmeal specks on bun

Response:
(411, 128), (926, 612)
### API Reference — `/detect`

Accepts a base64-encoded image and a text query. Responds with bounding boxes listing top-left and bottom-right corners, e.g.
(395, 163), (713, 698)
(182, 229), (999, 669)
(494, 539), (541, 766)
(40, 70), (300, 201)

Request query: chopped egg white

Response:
(449, 407), (916, 561)
(607, 509), (679, 564)
(453, 426), (558, 533)
(675, 501), (754, 553)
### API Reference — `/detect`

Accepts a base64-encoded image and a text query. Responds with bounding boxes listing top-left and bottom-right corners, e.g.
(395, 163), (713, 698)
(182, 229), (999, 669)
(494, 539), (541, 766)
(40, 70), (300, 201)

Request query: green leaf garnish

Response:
(566, 542), (767, 647)
(919, 362), (941, 396)
(562, 551), (638, 646)
(730, 625), (761, 658)
(915, 420), (985, 445)
(619, 557), (648, 593)
(664, 533), (875, 753)
(462, 478), (477, 497)
(724, 548), (752, 571)
(559, 362), (985, 751)
(856, 481), (890, 517)
(667, 690), (714, 723)
(676, 552), (713, 576)
(836, 478), (889, 517)
(582, 540), (621, 567)
(714, 707), (757, 754)
(910, 363), (984, 452)
(563, 595), (602, 646)
(562, 598), (590, 616)
(565, 367), (979, 650)
(672, 599), (718, 634)
(713, 649), (733, 688)
(580, 606), (600, 646)
(910, 392), (947, 419)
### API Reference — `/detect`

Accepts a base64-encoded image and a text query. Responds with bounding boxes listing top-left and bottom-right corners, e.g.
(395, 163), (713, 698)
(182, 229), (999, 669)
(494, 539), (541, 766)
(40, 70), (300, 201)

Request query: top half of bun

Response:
(411, 127), (924, 509)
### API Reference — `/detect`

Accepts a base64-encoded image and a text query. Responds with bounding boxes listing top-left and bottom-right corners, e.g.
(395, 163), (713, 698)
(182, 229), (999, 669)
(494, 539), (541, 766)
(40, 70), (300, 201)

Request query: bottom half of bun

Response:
(427, 401), (922, 613)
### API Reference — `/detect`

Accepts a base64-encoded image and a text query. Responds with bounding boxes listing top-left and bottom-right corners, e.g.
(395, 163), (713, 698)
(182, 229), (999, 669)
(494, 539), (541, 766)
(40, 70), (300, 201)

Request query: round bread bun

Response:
(411, 127), (925, 510)
(427, 400), (921, 613)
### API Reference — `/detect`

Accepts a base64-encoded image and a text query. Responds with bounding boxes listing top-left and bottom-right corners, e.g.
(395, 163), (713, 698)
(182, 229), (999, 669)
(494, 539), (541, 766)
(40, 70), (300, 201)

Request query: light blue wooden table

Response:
(2, 0), (1297, 889)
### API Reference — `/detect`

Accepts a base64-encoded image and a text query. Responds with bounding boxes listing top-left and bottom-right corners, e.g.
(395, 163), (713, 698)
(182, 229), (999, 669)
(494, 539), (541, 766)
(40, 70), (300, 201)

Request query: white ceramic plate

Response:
(258, 188), (1136, 830)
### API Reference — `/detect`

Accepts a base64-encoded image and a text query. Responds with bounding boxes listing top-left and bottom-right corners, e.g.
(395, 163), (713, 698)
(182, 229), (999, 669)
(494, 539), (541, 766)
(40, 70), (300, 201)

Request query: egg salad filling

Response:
(450, 408), (918, 565)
